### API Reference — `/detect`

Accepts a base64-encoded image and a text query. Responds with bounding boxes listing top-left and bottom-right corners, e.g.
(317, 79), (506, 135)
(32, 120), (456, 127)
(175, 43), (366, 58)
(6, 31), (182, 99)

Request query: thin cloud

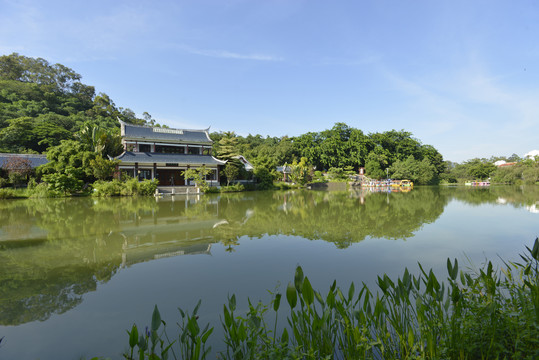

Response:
(180, 45), (284, 62)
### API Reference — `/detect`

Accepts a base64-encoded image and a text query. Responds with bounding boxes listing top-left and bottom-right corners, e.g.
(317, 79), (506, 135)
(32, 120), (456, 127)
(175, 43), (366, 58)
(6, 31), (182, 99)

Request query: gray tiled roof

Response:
(116, 152), (226, 166)
(120, 121), (212, 144)
(0, 153), (49, 168)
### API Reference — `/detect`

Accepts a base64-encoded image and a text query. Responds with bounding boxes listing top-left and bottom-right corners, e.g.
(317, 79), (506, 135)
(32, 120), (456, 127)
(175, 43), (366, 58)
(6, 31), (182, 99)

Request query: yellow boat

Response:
(400, 180), (413, 188)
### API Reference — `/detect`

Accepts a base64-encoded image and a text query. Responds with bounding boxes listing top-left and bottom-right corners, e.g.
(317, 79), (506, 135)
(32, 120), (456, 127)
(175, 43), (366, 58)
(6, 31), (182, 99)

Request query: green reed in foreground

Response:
(122, 238), (539, 360)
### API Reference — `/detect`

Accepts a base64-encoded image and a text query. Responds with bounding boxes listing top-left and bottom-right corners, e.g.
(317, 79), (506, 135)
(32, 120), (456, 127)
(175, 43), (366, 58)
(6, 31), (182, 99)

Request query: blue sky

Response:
(1, 0), (538, 162)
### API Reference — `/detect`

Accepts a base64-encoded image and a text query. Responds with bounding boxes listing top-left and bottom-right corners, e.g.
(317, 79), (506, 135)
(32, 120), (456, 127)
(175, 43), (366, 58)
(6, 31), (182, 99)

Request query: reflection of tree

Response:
(446, 186), (539, 209)
(0, 197), (220, 326)
(1, 186), (535, 325)
(212, 188), (449, 248)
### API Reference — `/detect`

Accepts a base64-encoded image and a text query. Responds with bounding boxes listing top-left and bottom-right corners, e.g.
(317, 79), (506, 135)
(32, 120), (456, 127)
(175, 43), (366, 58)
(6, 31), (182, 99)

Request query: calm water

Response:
(0, 186), (538, 359)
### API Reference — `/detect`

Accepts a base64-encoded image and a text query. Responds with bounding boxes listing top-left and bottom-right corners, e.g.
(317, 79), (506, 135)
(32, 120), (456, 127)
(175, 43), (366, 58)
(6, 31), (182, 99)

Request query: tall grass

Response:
(123, 238), (539, 360)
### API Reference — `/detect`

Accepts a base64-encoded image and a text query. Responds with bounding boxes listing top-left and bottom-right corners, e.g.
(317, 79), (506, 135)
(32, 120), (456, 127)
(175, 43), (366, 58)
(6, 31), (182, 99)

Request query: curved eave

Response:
(115, 152), (227, 166)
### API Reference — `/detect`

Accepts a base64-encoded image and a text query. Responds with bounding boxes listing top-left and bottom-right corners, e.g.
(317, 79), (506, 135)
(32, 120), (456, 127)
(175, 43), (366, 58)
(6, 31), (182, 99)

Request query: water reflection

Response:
(0, 186), (538, 326)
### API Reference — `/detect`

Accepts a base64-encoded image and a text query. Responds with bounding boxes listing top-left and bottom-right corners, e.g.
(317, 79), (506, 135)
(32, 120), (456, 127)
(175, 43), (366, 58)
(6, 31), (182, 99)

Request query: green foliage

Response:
(287, 157), (311, 185)
(77, 123), (123, 157)
(365, 151), (386, 179)
(389, 155), (438, 185)
(326, 167), (354, 181)
(253, 156), (277, 190)
(182, 165), (212, 191)
(92, 178), (158, 197)
(119, 238), (539, 359)
(0, 53), (158, 156)
(491, 160), (539, 185)
(0, 188), (27, 199)
(216, 131), (240, 160)
(220, 183), (245, 193)
(27, 182), (59, 198)
(89, 156), (119, 181)
(39, 140), (97, 182)
(465, 158), (497, 180)
(124, 302), (213, 360)
(42, 166), (84, 196)
(224, 159), (242, 186)
(0, 177), (9, 188)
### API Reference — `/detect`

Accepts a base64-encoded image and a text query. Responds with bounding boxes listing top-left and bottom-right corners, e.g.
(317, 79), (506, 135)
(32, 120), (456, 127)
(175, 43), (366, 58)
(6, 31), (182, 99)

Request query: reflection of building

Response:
(115, 120), (226, 186)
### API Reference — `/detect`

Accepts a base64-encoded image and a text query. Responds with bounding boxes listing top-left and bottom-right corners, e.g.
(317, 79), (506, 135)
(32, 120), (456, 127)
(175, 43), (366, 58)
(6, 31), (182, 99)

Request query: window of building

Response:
(202, 148), (211, 155)
(206, 170), (217, 180)
(139, 144), (151, 152)
(138, 169), (152, 181)
(156, 145), (185, 154)
(188, 147), (200, 155)
(126, 143), (135, 151)
(121, 169), (135, 179)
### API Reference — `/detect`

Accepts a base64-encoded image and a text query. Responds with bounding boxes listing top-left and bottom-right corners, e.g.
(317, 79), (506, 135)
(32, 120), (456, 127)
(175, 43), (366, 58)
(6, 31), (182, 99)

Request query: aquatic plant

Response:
(122, 238), (539, 359)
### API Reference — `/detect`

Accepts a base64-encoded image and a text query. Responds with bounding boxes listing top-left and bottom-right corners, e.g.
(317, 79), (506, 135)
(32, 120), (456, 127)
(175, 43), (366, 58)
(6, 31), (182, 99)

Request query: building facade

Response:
(115, 120), (226, 186)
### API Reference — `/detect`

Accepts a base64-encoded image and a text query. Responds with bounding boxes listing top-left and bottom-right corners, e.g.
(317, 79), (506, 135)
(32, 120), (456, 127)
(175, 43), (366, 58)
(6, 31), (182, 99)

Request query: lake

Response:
(0, 186), (538, 359)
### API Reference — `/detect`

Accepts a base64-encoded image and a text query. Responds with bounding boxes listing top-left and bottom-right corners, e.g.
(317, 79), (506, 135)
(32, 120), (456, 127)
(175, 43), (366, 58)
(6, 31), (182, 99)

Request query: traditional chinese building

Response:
(115, 120), (226, 186)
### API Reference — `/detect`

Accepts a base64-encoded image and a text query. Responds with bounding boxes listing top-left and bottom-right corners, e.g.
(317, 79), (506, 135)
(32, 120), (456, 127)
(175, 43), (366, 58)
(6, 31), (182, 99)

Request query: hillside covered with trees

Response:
(1, 53), (536, 192)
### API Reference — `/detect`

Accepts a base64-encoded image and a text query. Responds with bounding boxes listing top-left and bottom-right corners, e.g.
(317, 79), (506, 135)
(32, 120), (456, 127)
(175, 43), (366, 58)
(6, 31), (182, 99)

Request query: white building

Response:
(115, 120), (226, 186)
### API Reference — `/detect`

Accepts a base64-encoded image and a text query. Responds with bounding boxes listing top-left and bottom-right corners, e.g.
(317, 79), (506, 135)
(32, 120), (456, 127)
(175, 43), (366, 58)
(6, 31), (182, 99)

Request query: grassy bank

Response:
(109, 238), (539, 360)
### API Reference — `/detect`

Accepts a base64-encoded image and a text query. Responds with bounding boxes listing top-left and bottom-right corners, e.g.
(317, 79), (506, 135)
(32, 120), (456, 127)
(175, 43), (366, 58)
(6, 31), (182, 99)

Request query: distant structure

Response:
(524, 150), (539, 160)
(495, 160), (517, 167)
(232, 155), (254, 171)
(0, 153), (48, 169)
(115, 120), (226, 186)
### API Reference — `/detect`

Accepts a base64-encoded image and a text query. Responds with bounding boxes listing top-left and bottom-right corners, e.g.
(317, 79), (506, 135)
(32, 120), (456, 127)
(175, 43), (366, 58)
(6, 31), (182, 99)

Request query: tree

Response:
(216, 131), (240, 160)
(365, 151), (387, 179)
(89, 156), (119, 181)
(288, 157), (311, 185)
(253, 155), (277, 190)
(38, 140), (97, 182)
(224, 160), (241, 186)
(77, 123), (123, 157)
(465, 159), (497, 180)
(42, 166), (84, 196)
(389, 156), (437, 185)
(182, 165), (212, 190)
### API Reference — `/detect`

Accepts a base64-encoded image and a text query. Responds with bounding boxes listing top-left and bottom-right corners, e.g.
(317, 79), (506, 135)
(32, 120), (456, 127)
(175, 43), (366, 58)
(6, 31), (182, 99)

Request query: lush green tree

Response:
(252, 155), (277, 190)
(182, 165), (212, 190)
(216, 131), (240, 160)
(38, 140), (96, 182)
(224, 159), (242, 186)
(288, 157), (311, 185)
(89, 156), (119, 181)
(465, 159), (497, 180)
(389, 155), (437, 185)
(0, 116), (35, 152)
(42, 166), (84, 195)
(77, 123), (123, 157)
(365, 150), (388, 179)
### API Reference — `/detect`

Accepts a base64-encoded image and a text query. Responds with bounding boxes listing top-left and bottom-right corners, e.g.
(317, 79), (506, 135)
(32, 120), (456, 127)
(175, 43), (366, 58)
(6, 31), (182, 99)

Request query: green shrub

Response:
(121, 178), (140, 196)
(203, 186), (220, 194)
(92, 178), (158, 197)
(0, 188), (26, 199)
(137, 179), (158, 196)
(274, 182), (301, 190)
(28, 182), (61, 198)
(0, 177), (9, 188)
(220, 183), (245, 193)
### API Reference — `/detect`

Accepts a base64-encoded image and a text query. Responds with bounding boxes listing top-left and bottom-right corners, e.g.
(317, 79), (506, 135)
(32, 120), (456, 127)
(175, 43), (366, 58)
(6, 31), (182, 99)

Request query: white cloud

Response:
(179, 45), (284, 62)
